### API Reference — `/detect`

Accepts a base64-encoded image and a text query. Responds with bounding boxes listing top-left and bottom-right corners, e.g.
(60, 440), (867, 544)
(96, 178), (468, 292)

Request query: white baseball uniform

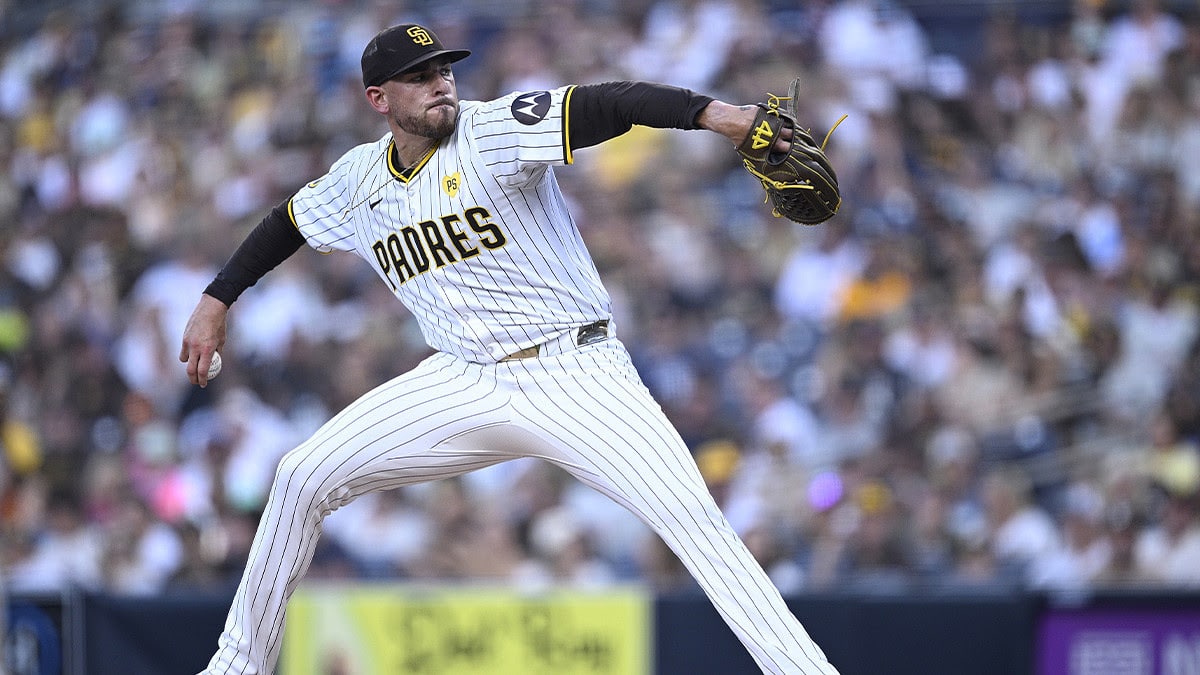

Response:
(202, 86), (838, 675)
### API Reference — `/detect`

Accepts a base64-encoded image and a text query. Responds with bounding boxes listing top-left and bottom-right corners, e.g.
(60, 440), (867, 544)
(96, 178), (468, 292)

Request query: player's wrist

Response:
(696, 101), (757, 146)
(199, 291), (233, 311)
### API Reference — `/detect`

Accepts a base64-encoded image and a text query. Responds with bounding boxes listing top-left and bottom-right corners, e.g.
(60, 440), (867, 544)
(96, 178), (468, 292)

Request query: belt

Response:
(500, 320), (610, 362)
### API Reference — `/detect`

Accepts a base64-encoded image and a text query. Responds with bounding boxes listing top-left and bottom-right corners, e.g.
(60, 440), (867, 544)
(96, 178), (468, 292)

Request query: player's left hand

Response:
(180, 293), (229, 388)
(696, 103), (791, 148)
(774, 125), (794, 153)
(735, 78), (842, 225)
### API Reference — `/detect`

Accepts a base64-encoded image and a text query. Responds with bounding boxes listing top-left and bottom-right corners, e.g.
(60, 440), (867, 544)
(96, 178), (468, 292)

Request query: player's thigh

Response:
(273, 352), (510, 503)
(511, 344), (721, 527)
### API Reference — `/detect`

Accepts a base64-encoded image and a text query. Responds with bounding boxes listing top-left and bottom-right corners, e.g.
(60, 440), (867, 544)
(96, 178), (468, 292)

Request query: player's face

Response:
(382, 60), (459, 139)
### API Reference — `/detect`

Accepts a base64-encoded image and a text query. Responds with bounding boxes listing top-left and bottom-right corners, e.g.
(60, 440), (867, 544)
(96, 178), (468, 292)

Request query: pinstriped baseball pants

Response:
(201, 339), (839, 674)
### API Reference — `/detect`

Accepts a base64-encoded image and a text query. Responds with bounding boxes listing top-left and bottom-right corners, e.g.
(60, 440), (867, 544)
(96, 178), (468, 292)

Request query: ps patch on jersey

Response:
(511, 91), (551, 125)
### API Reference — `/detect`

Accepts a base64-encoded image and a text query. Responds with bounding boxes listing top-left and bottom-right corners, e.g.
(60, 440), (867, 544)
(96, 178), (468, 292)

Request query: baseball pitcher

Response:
(180, 22), (840, 675)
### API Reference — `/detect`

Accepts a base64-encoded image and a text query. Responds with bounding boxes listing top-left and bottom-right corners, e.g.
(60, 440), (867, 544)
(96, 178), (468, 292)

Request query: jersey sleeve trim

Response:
(563, 84), (577, 165)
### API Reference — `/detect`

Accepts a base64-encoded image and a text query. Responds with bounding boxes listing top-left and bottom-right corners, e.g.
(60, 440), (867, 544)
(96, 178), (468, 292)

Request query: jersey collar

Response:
(387, 138), (439, 183)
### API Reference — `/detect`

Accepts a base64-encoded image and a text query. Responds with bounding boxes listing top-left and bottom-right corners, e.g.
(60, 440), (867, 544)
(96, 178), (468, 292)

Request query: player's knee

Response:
(271, 445), (353, 516)
(273, 447), (306, 482)
(272, 447), (326, 501)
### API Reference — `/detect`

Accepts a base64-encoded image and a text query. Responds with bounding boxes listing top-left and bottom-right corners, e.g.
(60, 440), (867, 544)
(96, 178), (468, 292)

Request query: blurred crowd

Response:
(2, 0), (1200, 602)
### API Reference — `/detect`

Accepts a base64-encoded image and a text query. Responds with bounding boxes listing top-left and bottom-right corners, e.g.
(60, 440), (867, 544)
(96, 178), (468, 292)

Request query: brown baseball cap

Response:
(360, 23), (471, 88)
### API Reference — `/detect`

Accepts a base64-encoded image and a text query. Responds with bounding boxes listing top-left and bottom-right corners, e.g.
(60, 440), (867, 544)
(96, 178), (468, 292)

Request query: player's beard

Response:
(397, 100), (457, 140)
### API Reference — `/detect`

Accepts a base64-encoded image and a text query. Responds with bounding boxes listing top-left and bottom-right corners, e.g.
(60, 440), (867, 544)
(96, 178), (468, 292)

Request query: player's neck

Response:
(391, 134), (438, 170)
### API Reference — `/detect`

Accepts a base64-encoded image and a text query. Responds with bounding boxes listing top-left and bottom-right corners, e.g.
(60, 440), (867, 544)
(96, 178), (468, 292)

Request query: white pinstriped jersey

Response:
(288, 85), (609, 363)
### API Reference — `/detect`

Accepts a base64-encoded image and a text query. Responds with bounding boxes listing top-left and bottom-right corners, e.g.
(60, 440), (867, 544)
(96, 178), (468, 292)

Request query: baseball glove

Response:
(738, 78), (843, 225)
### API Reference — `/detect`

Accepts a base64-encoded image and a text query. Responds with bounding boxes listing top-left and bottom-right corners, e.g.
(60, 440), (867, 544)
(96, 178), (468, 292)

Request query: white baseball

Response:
(207, 351), (223, 379)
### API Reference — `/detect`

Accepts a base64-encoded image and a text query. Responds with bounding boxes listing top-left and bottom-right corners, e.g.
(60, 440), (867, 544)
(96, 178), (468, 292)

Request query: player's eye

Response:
(402, 66), (451, 84)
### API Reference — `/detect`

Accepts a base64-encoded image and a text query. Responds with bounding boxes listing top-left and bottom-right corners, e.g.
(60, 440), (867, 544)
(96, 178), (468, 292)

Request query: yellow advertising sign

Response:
(283, 584), (651, 675)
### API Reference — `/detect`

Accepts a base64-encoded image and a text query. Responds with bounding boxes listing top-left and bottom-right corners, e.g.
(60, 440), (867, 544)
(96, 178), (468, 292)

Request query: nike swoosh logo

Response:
(369, 198), (383, 210)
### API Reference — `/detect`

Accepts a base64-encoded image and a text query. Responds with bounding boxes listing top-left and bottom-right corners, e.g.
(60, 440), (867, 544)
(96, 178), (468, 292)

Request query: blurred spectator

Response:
(6, 491), (102, 593)
(321, 489), (431, 578)
(907, 485), (954, 583)
(934, 332), (1026, 439)
(213, 387), (299, 512)
(1101, 0), (1184, 93)
(0, 379), (39, 479)
(100, 494), (183, 595)
(1093, 498), (1147, 587)
(882, 296), (957, 390)
(1101, 271), (1199, 424)
(1028, 481), (1111, 590)
(516, 506), (617, 589)
(1, 0), (1199, 598)
(774, 220), (866, 326)
(744, 523), (806, 595)
(839, 480), (911, 592)
(836, 239), (914, 322)
(1142, 411), (1200, 497)
(404, 478), (479, 581)
(112, 239), (218, 409)
(742, 367), (825, 469)
(623, 0), (749, 92)
(817, 0), (929, 114)
(981, 466), (1059, 582)
(1135, 490), (1200, 586)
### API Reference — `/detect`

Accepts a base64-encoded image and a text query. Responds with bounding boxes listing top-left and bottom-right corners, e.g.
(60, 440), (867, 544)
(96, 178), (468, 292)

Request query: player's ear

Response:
(364, 86), (390, 114)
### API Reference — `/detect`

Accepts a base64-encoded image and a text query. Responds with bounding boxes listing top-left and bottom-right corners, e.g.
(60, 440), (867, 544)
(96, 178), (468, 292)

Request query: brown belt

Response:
(500, 320), (610, 362)
(501, 345), (540, 361)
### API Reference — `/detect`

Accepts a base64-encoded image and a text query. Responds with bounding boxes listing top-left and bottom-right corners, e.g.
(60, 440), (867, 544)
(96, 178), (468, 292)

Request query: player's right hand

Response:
(180, 293), (230, 388)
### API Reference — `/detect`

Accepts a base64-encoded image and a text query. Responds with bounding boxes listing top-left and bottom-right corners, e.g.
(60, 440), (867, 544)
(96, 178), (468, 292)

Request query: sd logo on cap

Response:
(361, 23), (471, 88)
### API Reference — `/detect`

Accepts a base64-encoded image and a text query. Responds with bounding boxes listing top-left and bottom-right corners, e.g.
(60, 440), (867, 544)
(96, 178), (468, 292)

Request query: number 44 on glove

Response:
(738, 78), (846, 226)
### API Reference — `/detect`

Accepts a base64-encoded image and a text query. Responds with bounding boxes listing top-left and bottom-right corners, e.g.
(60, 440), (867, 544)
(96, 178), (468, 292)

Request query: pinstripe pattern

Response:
(204, 344), (837, 674)
(288, 87), (607, 363)
(203, 79), (839, 674)
(507, 342), (837, 674)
